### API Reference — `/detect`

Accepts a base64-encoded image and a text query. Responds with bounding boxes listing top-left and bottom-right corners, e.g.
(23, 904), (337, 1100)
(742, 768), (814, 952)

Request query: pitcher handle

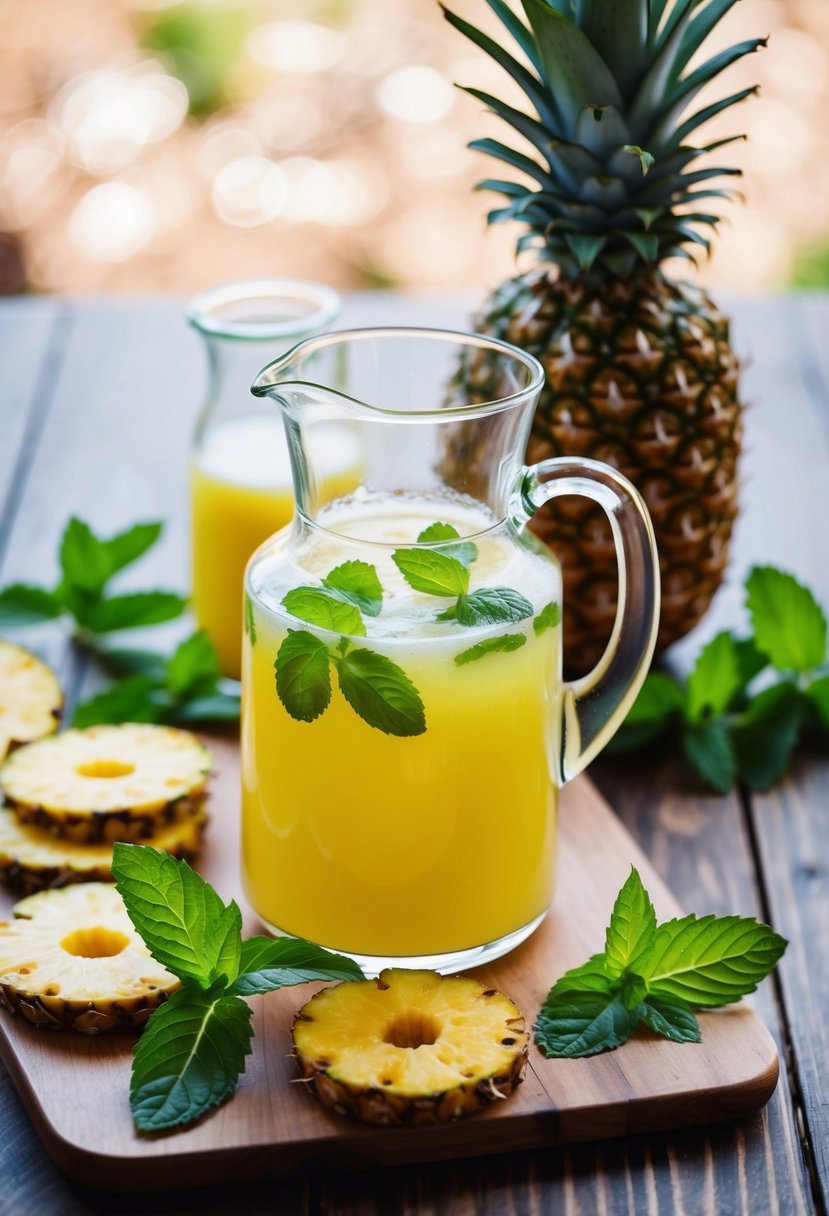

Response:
(514, 457), (660, 783)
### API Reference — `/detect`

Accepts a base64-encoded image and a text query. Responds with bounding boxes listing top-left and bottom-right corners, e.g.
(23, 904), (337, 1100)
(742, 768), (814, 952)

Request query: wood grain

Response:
(0, 747), (780, 1193)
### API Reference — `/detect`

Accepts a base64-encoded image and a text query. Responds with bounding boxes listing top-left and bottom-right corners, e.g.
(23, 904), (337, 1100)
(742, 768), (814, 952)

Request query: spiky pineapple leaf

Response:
(521, 0), (622, 132)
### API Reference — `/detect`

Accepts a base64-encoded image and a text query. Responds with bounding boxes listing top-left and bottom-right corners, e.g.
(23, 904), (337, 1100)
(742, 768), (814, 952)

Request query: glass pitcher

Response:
(242, 328), (659, 975)
(187, 279), (345, 679)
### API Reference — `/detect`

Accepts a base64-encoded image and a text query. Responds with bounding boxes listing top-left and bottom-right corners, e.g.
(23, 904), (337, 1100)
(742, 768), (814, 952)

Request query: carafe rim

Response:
(250, 325), (545, 421)
(187, 278), (341, 342)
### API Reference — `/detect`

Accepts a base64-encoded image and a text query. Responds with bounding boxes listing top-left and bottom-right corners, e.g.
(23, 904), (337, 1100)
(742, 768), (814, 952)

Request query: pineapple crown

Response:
(442, 0), (766, 279)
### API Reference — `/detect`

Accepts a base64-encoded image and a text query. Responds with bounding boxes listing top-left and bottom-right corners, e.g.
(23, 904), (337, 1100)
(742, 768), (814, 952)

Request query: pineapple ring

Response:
(0, 803), (207, 896)
(0, 724), (211, 843)
(292, 968), (529, 1126)
(0, 640), (62, 762)
(0, 883), (178, 1034)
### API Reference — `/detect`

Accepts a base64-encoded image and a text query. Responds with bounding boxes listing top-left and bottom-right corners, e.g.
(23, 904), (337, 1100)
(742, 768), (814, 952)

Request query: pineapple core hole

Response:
(384, 1013), (441, 1050)
(75, 760), (135, 779)
(61, 927), (130, 958)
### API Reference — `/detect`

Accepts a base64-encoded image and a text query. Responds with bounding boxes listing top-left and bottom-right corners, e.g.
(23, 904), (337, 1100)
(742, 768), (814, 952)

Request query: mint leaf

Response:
(636, 914), (788, 1008)
(59, 517), (111, 596)
(731, 682), (805, 791)
(208, 901), (243, 985)
(608, 671), (685, 753)
(130, 984), (252, 1132)
(416, 522), (479, 568)
(232, 936), (364, 995)
(547, 953), (613, 999)
(0, 583), (63, 627)
(101, 521), (163, 577)
(95, 646), (167, 680)
(166, 631), (219, 699)
(175, 692), (241, 723)
(681, 718), (736, 794)
(686, 631), (743, 722)
(112, 845), (238, 989)
(807, 673), (829, 729)
(732, 637), (769, 691)
(605, 868), (657, 978)
(454, 633), (526, 666)
(535, 991), (640, 1059)
(244, 595), (257, 644)
(746, 566), (827, 672)
(392, 548), (469, 597)
(533, 601), (560, 635)
(82, 591), (188, 633)
(618, 971), (648, 1011)
(336, 647), (426, 737)
(639, 995), (700, 1044)
(275, 630), (332, 723)
(72, 676), (163, 728)
(322, 561), (383, 617)
(455, 587), (534, 627)
(282, 588), (366, 637)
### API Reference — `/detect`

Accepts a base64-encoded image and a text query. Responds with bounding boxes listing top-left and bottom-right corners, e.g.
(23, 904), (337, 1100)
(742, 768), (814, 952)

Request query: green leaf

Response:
(94, 646), (167, 680)
(130, 984), (252, 1132)
(166, 631), (220, 699)
(0, 583), (63, 627)
(275, 630), (332, 724)
(336, 647), (426, 737)
(207, 900), (243, 985)
(231, 936), (364, 996)
(609, 670), (685, 752)
(281, 588), (366, 637)
(244, 595), (257, 645)
(533, 601), (561, 635)
(681, 718), (736, 794)
(731, 682), (806, 791)
(807, 674), (829, 729)
(746, 567), (827, 673)
(535, 991), (640, 1058)
(71, 676), (163, 728)
(520, 0), (623, 131)
(623, 144), (655, 174)
(322, 561), (383, 618)
(618, 971), (648, 1011)
(638, 995), (701, 1044)
(392, 548), (469, 598)
(174, 692), (241, 724)
(83, 592), (188, 633)
(636, 914), (788, 1008)
(59, 517), (111, 596)
(100, 521), (164, 578)
(455, 587), (534, 627)
(416, 522), (479, 569)
(547, 953), (613, 999)
(455, 633), (527, 666)
(686, 631), (743, 722)
(112, 845), (239, 989)
(605, 868), (657, 978)
(732, 637), (769, 691)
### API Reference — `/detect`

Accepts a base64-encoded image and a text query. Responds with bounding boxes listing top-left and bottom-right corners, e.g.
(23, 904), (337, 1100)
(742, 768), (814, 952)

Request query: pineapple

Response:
(0, 723), (211, 844)
(443, 0), (763, 671)
(292, 968), (528, 1125)
(0, 640), (62, 761)
(0, 804), (206, 896)
(0, 883), (178, 1033)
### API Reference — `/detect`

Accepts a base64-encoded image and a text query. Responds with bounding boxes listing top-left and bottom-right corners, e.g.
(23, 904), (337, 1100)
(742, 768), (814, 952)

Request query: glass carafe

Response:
(243, 328), (659, 974)
(188, 279), (343, 678)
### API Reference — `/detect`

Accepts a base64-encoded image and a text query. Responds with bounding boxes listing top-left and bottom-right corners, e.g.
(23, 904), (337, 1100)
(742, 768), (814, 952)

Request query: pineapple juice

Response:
(241, 496), (561, 960)
(191, 416), (360, 678)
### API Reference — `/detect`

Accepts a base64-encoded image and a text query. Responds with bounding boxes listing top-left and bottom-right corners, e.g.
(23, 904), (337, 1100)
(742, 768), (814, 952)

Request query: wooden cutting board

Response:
(0, 740), (779, 1192)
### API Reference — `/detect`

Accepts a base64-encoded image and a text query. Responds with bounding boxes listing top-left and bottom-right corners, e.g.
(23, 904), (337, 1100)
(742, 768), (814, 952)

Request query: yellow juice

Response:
(241, 499), (561, 960)
(191, 416), (360, 678)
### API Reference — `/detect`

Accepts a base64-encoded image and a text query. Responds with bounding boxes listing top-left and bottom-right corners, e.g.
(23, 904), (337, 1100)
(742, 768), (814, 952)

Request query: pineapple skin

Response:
(293, 969), (529, 1127)
(473, 269), (742, 671)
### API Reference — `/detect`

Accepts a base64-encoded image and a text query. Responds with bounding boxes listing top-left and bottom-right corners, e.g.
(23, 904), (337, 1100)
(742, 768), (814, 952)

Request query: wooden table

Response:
(0, 292), (826, 1215)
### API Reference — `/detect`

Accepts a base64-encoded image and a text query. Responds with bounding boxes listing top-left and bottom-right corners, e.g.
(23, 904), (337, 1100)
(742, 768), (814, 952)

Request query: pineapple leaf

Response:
(441, 4), (561, 131)
(564, 233), (607, 271)
(482, 0), (544, 74)
(647, 0), (673, 45)
(623, 231), (659, 262)
(573, 104), (632, 158)
(668, 85), (758, 149)
(520, 0), (623, 132)
(468, 138), (557, 191)
(629, 0), (696, 137)
(476, 178), (529, 199)
(577, 0), (649, 99)
(675, 0), (743, 79)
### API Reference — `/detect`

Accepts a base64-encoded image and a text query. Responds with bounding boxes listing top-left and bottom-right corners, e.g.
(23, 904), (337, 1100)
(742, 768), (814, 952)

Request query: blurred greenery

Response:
(139, 3), (249, 117)
(789, 239), (829, 290)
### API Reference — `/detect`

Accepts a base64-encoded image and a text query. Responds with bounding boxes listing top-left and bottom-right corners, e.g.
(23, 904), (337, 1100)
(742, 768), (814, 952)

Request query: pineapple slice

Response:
(292, 968), (528, 1125)
(0, 883), (178, 1033)
(0, 803), (207, 896)
(0, 640), (62, 761)
(0, 723), (211, 843)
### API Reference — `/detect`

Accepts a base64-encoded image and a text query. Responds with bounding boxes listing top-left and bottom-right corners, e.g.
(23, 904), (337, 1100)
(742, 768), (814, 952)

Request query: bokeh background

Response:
(1, 0), (827, 298)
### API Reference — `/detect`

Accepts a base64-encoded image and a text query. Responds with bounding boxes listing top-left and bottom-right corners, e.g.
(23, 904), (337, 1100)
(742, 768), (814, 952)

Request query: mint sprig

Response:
(455, 633), (526, 666)
(610, 566), (829, 793)
(112, 845), (364, 1133)
(535, 868), (787, 1059)
(0, 518), (186, 639)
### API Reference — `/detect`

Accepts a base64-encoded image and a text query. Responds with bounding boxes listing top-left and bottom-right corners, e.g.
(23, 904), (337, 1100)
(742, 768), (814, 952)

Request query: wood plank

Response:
(0, 756), (780, 1193)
